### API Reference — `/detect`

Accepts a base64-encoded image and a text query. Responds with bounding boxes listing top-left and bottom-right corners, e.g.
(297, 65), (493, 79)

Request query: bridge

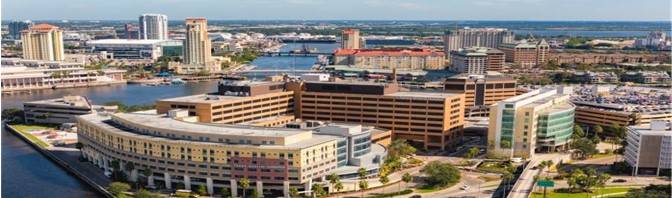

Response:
(262, 52), (333, 57)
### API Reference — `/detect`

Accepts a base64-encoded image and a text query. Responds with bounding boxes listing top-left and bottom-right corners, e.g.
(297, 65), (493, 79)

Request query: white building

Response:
(139, 14), (169, 40)
(86, 39), (182, 60)
(624, 120), (672, 176)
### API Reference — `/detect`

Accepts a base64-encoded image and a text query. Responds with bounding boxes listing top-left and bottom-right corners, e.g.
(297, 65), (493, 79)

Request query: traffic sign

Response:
(537, 180), (555, 187)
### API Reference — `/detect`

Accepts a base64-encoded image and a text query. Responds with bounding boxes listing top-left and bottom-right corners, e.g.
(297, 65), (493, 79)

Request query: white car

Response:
(460, 185), (470, 190)
(104, 171), (112, 178)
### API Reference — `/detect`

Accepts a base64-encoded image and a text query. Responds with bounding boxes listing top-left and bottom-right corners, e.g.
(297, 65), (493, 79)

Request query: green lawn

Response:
(591, 153), (617, 159)
(8, 124), (55, 148)
(530, 187), (637, 198)
(416, 182), (458, 193)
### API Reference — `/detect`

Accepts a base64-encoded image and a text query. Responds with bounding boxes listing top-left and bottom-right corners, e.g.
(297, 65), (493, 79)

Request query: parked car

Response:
(460, 185), (471, 190)
(612, 179), (627, 183)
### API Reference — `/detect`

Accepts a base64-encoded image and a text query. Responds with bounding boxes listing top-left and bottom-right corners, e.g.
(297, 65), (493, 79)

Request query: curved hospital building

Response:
(78, 110), (387, 197)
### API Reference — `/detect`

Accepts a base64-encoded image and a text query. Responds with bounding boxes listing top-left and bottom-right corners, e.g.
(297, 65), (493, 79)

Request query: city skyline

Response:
(2, 0), (671, 21)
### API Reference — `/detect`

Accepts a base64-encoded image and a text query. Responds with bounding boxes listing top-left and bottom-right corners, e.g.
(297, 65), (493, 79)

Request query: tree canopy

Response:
(421, 161), (461, 187)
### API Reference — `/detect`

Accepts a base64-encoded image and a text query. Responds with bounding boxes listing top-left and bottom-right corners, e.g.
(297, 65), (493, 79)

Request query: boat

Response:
(170, 78), (186, 85)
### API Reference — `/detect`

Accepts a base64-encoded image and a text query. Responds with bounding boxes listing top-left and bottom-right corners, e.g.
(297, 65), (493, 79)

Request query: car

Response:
(460, 185), (471, 190)
(612, 179), (627, 183)
(104, 171), (112, 178)
(410, 195), (422, 198)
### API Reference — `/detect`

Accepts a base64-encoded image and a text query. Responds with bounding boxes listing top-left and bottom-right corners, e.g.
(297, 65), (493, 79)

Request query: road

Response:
(507, 153), (571, 198)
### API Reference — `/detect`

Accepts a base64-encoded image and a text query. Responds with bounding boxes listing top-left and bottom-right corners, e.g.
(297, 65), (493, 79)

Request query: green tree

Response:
(573, 125), (585, 139)
(240, 178), (250, 198)
(196, 184), (208, 196)
(593, 125), (604, 137)
(108, 182), (131, 197)
(464, 147), (480, 159)
(572, 138), (598, 159)
(312, 183), (327, 198)
(566, 167), (611, 192)
(401, 172), (413, 191)
(250, 188), (261, 198)
(358, 180), (369, 198)
(1, 108), (24, 123)
(420, 161), (461, 187)
(378, 173), (389, 194)
(219, 187), (231, 198)
(388, 139), (417, 160)
(134, 189), (160, 198)
(625, 184), (671, 198)
(334, 181), (344, 198)
(289, 187), (300, 198)
(327, 172), (340, 196)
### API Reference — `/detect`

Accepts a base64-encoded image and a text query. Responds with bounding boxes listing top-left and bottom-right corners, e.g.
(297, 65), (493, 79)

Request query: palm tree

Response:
(358, 180), (368, 198)
(240, 178), (250, 198)
(357, 168), (367, 191)
(312, 183), (326, 198)
(401, 172), (413, 191)
(334, 181), (343, 198)
(289, 187), (300, 198)
(327, 173), (340, 194)
(142, 168), (153, 187)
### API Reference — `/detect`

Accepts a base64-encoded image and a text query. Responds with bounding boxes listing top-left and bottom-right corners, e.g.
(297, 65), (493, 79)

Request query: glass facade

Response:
(537, 109), (575, 146)
(499, 107), (515, 148)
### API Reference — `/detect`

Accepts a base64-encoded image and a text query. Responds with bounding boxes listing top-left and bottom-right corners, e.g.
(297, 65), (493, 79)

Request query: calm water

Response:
(1, 81), (221, 198)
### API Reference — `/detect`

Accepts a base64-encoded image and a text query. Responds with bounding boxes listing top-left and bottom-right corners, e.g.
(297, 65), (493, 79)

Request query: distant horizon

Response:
(3, 19), (671, 23)
(3, 0), (669, 22)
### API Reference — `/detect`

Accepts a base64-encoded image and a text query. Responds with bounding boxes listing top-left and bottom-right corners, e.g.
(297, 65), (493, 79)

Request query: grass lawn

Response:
(8, 124), (55, 148)
(477, 161), (513, 174)
(591, 153), (617, 159)
(530, 187), (637, 198)
(416, 182), (458, 193)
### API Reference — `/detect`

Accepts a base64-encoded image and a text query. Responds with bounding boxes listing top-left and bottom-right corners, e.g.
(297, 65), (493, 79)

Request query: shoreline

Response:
(1, 81), (127, 94)
(3, 123), (114, 198)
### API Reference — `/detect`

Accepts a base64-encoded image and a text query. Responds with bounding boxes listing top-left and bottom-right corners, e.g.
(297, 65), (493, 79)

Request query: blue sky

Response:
(2, 0), (670, 21)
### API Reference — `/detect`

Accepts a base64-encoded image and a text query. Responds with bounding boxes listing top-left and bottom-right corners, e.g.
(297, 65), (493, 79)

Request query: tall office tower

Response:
(8, 20), (32, 39)
(624, 120), (672, 176)
(138, 14), (168, 40)
(123, 24), (140, 39)
(443, 27), (514, 56)
(21, 24), (64, 61)
(487, 87), (575, 159)
(183, 18), (211, 66)
(341, 28), (361, 49)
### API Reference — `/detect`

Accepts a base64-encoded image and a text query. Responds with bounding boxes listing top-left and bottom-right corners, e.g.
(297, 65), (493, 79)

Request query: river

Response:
(1, 41), (344, 197)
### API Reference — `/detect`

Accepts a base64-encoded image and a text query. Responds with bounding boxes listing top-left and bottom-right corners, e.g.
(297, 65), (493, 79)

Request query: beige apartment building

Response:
(499, 40), (550, 67)
(21, 23), (64, 61)
(443, 27), (514, 57)
(341, 29), (361, 49)
(450, 47), (505, 74)
(180, 18), (217, 74)
(333, 49), (446, 70)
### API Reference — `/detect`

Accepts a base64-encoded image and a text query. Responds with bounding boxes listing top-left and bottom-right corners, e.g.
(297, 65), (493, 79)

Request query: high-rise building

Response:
(499, 40), (550, 68)
(487, 87), (575, 158)
(341, 29), (361, 49)
(8, 20), (32, 40)
(444, 74), (517, 117)
(183, 18), (212, 66)
(450, 47), (505, 74)
(21, 23), (65, 61)
(443, 27), (514, 57)
(138, 14), (168, 40)
(124, 23), (140, 39)
(624, 120), (672, 176)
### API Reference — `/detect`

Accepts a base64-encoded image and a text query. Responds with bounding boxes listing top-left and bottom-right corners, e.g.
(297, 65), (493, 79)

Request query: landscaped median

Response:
(6, 124), (55, 148)
(531, 186), (642, 198)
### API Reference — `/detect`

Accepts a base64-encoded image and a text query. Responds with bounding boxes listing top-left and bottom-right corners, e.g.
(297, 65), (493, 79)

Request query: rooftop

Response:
(334, 48), (442, 56)
(86, 39), (180, 45)
(158, 94), (249, 104)
(24, 95), (92, 109)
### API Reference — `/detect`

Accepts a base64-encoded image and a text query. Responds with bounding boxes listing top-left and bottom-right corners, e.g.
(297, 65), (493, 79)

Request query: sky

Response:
(2, 0), (671, 21)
